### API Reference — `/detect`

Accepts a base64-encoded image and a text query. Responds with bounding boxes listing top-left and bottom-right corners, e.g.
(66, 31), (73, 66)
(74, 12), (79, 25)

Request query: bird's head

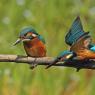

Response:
(13, 27), (39, 45)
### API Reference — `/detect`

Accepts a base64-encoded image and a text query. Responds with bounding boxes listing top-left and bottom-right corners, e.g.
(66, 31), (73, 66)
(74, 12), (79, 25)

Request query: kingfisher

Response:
(13, 27), (46, 69)
(65, 16), (95, 52)
(46, 16), (95, 69)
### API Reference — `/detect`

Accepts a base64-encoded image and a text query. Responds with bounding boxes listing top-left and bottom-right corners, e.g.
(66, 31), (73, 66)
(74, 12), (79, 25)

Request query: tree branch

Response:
(0, 54), (95, 70)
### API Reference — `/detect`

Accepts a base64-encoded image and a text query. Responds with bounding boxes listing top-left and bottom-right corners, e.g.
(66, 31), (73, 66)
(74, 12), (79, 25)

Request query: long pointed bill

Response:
(22, 39), (30, 42)
(13, 38), (21, 46)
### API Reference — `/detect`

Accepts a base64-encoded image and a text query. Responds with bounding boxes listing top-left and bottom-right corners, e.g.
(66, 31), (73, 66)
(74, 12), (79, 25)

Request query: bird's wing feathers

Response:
(70, 34), (92, 53)
(65, 16), (85, 46)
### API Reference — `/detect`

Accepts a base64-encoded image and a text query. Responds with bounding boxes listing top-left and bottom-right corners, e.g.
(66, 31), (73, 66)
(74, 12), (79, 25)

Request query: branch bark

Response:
(0, 54), (95, 70)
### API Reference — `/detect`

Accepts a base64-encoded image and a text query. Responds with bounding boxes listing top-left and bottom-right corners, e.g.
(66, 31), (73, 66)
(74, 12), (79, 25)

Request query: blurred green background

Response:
(0, 0), (95, 95)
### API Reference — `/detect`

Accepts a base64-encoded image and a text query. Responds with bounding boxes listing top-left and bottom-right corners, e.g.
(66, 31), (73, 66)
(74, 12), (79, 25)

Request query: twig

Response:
(0, 54), (95, 70)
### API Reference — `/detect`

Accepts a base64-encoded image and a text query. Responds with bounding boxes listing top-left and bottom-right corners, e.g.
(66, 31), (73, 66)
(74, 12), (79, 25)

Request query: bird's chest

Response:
(23, 39), (46, 57)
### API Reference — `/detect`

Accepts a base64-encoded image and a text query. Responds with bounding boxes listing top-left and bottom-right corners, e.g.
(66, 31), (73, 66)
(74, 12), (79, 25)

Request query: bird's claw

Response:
(29, 58), (37, 70)
(30, 63), (38, 69)
(76, 68), (81, 72)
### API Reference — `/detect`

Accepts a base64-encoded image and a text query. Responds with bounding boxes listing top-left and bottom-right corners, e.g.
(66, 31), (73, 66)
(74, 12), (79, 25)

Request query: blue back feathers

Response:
(89, 44), (95, 52)
(65, 16), (89, 46)
(90, 46), (95, 52)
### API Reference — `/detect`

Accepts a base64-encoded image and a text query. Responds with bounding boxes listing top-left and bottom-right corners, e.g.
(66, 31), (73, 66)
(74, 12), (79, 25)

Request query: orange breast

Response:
(23, 38), (46, 57)
(77, 49), (95, 60)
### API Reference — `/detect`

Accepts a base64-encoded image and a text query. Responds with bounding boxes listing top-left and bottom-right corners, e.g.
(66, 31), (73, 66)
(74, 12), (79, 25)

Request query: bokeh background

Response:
(0, 0), (95, 95)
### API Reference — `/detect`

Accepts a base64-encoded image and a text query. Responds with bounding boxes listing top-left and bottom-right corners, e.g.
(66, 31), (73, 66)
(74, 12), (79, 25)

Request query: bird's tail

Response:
(45, 58), (59, 69)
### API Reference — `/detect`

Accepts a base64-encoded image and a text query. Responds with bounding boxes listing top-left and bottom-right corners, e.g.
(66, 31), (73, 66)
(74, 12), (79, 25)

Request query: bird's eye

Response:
(24, 33), (27, 36)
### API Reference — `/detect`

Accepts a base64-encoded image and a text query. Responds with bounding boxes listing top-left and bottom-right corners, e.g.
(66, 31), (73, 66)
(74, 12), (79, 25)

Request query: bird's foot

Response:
(29, 58), (38, 70)
(76, 68), (81, 72)
(30, 63), (38, 69)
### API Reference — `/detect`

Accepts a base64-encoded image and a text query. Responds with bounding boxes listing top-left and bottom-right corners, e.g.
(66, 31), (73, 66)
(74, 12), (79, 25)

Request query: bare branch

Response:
(0, 54), (95, 70)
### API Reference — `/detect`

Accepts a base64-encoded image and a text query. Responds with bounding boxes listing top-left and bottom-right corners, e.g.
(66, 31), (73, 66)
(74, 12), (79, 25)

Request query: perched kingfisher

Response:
(13, 27), (46, 69)
(46, 16), (95, 69)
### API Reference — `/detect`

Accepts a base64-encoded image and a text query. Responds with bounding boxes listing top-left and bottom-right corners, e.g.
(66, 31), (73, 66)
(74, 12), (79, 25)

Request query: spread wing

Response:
(70, 34), (92, 53)
(65, 16), (85, 46)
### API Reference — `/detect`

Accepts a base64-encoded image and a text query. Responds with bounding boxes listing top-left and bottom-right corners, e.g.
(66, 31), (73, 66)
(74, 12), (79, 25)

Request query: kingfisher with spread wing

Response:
(46, 16), (95, 69)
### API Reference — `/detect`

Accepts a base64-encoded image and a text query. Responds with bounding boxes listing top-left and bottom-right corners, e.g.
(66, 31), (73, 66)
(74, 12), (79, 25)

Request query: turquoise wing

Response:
(65, 16), (85, 46)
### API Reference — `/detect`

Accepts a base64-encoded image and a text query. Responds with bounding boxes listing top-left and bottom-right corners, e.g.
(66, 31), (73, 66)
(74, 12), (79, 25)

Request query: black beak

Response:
(13, 38), (21, 46)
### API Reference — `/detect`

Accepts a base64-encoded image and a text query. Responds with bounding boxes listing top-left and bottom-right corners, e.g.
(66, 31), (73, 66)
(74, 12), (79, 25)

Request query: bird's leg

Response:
(29, 58), (38, 69)
(76, 68), (81, 72)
